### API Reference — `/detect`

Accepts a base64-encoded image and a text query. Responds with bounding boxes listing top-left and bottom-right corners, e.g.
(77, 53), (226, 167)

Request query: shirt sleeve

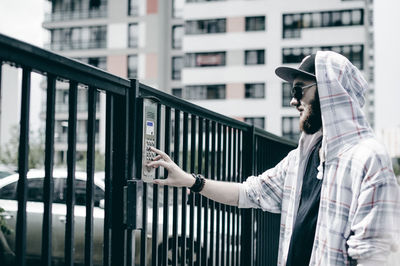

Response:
(238, 149), (295, 213)
(347, 152), (400, 262)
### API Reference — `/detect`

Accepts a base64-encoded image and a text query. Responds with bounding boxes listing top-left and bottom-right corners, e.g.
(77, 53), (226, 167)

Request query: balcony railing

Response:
(45, 40), (107, 51)
(44, 8), (107, 22)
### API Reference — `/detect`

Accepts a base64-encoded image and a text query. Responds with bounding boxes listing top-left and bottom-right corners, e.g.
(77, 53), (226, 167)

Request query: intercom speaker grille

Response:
(146, 111), (155, 120)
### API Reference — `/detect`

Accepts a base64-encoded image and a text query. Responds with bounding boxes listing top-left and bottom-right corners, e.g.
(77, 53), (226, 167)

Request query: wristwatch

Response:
(189, 173), (205, 193)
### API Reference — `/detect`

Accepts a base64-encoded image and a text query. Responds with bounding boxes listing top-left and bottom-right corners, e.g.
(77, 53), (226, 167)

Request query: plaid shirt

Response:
(239, 51), (400, 265)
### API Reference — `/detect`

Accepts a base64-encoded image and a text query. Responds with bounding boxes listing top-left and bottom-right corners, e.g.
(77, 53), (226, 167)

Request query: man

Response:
(147, 51), (400, 265)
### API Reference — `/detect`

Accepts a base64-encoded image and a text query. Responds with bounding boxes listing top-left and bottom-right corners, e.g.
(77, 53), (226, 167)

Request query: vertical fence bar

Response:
(196, 117), (203, 266)
(111, 93), (128, 266)
(232, 128), (237, 266)
(151, 103), (161, 266)
(221, 125), (227, 266)
(172, 109), (180, 265)
(85, 86), (97, 266)
(209, 121), (216, 266)
(215, 123), (222, 266)
(202, 119), (210, 266)
(180, 112), (189, 266)
(226, 127), (232, 266)
(241, 125), (255, 266)
(236, 130), (242, 266)
(65, 81), (78, 266)
(103, 92), (114, 266)
(188, 114), (196, 266)
(16, 67), (31, 266)
(41, 74), (56, 266)
(162, 106), (171, 266)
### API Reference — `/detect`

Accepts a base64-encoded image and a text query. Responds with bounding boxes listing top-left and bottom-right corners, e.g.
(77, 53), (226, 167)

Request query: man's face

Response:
(290, 77), (322, 134)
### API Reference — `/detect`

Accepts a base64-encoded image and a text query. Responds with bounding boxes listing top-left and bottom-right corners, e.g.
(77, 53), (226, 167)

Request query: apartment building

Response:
(178, 0), (373, 141)
(42, 0), (183, 163)
(42, 0), (372, 162)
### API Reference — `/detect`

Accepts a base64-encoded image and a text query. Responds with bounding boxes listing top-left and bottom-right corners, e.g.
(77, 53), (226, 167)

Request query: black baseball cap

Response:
(275, 54), (316, 83)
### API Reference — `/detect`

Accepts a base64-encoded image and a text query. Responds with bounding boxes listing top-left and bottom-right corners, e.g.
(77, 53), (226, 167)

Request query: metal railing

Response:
(44, 8), (108, 22)
(0, 33), (296, 266)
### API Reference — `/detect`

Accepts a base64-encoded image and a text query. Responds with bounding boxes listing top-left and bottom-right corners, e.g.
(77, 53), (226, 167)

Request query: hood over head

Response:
(315, 51), (374, 163)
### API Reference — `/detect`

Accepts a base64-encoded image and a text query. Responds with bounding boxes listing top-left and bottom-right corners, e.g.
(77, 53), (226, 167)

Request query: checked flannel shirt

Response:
(239, 51), (400, 266)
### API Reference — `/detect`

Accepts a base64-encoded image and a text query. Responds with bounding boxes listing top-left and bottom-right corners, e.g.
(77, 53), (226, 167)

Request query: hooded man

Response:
(147, 51), (400, 265)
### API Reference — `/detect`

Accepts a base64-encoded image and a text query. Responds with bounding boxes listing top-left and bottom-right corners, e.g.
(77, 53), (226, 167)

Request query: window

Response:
(172, 56), (183, 80)
(70, 180), (104, 207)
(185, 52), (226, 67)
(185, 19), (226, 35)
(172, 25), (184, 49)
(51, 26), (106, 50)
(173, 0), (184, 18)
(245, 50), (265, 65)
(244, 117), (265, 129)
(185, 84), (226, 100)
(282, 9), (364, 39)
(0, 181), (17, 200)
(245, 83), (265, 98)
(128, 55), (138, 78)
(75, 57), (107, 70)
(282, 83), (292, 107)
(128, 0), (139, 16)
(128, 23), (139, 48)
(172, 88), (183, 98)
(245, 16), (265, 31)
(282, 117), (300, 141)
(282, 45), (364, 69)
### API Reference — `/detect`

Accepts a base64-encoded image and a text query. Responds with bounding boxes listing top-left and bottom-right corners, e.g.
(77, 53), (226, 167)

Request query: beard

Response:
(300, 90), (322, 134)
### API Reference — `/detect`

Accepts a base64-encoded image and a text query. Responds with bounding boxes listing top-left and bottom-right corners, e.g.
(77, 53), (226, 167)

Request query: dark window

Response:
(245, 50), (265, 65)
(245, 83), (265, 98)
(245, 16), (265, 31)
(244, 117), (265, 129)
(74, 180), (104, 207)
(185, 52), (226, 67)
(172, 56), (183, 80)
(128, 23), (139, 48)
(51, 26), (107, 50)
(282, 83), (292, 107)
(282, 45), (364, 69)
(282, 9), (364, 39)
(185, 19), (226, 35)
(172, 25), (184, 49)
(0, 181), (17, 200)
(282, 116), (300, 141)
(172, 88), (183, 98)
(128, 55), (138, 78)
(27, 178), (44, 202)
(185, 84), (226, 100)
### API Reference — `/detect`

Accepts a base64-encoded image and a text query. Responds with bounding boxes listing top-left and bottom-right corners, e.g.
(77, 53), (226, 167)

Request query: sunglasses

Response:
(291, 82), (317, 101)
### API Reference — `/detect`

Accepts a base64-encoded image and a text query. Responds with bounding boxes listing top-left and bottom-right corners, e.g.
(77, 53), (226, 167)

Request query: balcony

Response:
(45, 40), (107, 51)
(44, 8), (107, 22)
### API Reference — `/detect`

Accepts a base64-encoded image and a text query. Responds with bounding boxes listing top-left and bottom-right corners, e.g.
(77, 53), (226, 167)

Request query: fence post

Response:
(110, 87), (131, 266)
(240, 125), (256, 266)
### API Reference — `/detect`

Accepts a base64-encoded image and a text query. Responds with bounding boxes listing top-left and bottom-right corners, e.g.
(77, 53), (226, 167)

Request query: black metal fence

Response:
(0, 33), (296, 266)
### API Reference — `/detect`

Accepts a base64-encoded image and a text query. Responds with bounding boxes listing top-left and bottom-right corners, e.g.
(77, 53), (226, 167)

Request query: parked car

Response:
(0, 170), (232, 265)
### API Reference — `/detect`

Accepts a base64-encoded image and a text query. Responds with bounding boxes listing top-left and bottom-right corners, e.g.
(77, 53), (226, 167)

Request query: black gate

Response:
(0, 33), (296, 266)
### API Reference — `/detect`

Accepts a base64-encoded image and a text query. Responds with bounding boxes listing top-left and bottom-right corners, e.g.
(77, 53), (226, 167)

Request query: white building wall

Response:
(374, 0), (400, 157)
(182, 0), (367, 136)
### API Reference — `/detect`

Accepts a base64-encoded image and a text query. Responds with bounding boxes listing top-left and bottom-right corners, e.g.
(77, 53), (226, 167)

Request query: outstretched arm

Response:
(147, 147), (240, 206)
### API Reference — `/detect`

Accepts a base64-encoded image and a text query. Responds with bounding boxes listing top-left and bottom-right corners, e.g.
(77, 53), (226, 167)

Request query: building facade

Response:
(42, 0), (372, 163)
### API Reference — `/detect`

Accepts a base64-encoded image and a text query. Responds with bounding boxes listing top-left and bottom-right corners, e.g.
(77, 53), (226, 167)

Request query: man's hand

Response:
(146, 147), (195, 188)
